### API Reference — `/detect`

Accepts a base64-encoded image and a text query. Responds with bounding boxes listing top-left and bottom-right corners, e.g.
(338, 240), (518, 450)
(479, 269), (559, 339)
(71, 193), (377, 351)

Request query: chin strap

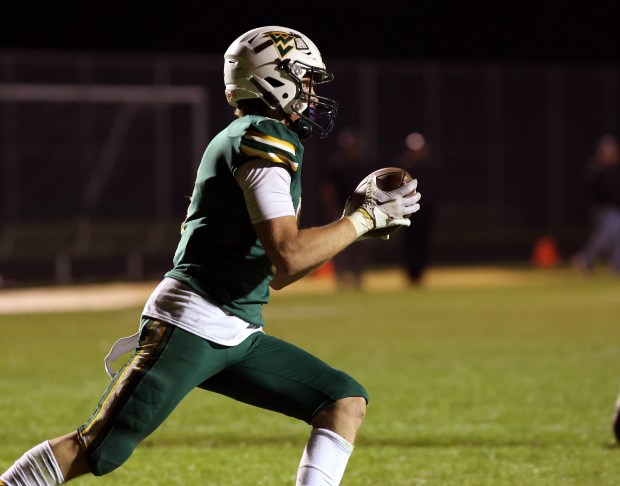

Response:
(291, 116), (313, 139)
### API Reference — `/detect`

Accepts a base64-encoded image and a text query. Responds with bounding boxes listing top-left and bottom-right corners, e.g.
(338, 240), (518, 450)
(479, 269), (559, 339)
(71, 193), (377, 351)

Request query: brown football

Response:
(347, 167), (414, 238)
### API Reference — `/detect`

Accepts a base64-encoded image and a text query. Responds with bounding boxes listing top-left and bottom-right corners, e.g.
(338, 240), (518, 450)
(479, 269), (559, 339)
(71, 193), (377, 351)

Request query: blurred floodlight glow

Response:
(406, 132), (426, 151)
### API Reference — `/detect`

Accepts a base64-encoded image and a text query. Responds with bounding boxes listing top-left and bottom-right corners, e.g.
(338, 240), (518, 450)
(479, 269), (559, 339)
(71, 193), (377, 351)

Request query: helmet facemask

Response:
(278, 59), (338, 140)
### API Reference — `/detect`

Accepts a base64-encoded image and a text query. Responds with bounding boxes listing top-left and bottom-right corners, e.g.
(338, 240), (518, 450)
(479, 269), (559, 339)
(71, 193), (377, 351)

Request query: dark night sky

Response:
(2, 1), (620, 65)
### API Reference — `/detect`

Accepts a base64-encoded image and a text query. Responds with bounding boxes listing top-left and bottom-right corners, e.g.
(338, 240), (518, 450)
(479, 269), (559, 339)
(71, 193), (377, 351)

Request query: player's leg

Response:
(308, 395), (366, 443)
(297, 396), (366, 486)
(1, 319), (174, 484)
(613, 384), (620, 442)
(50, 432), (91, 480)
(77, 319), (231, 477)
(1, 319), (226, 484)
(578, 209), (613, 271)
(199, 332), (368, 485)
(0, 438), (74, 486)
(404, 209), (432, 285)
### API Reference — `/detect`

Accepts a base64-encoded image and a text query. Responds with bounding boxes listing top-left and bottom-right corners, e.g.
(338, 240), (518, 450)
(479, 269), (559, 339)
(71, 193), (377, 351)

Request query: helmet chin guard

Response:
(224, 26), (338, 139)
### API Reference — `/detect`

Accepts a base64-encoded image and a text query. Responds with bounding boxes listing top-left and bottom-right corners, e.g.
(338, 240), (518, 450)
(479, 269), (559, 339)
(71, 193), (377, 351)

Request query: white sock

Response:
(1, 441), (64, 486)
(296, 428), (354, 486)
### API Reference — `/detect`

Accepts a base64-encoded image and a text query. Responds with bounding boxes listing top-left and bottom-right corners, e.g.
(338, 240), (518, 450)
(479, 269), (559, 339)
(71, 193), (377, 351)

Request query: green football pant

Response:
(77, 319), (368, 476)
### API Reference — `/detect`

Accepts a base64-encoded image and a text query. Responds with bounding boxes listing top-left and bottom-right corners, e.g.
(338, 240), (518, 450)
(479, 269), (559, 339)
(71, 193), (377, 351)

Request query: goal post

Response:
(0, 82), (209, 282)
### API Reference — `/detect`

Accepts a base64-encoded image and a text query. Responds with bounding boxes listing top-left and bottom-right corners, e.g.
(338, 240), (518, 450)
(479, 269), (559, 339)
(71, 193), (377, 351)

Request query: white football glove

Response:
(345, 176), (421, 238)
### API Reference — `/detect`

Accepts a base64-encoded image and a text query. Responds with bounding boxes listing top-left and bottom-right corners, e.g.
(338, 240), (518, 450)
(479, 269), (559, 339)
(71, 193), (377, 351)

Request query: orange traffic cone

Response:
(532, 236), (561, 268)
(313, 259), (335, 279)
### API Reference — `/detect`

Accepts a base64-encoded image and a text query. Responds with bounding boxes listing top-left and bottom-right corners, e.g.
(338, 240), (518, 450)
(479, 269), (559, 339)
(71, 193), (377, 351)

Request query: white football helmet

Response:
(224, 26), (338, 139)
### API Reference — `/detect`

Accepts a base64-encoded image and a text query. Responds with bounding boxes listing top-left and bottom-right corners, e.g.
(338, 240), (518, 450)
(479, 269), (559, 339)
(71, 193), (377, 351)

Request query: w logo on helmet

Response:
(266, 32), (308, 58)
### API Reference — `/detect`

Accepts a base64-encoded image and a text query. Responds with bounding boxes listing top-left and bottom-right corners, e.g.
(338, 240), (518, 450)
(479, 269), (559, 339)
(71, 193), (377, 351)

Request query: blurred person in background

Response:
(393, 132), (439, 286)
(321, 128), (374, 290)
(572, 134), (620, 275)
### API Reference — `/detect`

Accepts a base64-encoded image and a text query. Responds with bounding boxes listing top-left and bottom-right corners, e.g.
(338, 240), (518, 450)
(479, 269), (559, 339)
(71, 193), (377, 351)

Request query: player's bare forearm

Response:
(269, 259), (327, 290)
(255, 215), (357, 289)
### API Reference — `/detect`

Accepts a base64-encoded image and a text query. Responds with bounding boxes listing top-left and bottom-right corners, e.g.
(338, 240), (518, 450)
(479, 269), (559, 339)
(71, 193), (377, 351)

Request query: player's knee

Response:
(332, 378), (368, 426)
(314, 396), (367, 429)
(337, 396), (367, 425)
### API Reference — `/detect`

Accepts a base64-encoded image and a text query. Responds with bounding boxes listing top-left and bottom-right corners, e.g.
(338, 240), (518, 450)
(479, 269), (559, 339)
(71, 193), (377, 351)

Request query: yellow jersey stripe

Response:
(244, 130), (296, 155)
(240, 144), (299, 172)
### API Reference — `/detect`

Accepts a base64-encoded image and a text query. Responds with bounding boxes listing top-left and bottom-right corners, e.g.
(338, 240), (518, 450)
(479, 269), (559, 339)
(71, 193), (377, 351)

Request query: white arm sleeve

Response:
(234, 159), (296, 224)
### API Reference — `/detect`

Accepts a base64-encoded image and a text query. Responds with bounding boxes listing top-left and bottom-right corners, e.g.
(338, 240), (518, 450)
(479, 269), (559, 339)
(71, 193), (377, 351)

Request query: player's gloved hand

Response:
(345, 176), (421, 239)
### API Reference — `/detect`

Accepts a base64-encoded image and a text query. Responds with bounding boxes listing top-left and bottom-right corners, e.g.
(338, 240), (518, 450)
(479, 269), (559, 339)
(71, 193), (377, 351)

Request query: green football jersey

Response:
(165, 115), (303, 327)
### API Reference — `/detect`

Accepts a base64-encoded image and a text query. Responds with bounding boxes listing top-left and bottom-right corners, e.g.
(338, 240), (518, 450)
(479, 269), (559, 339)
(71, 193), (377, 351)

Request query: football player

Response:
(1, 26), (420, 486)
(613, 387), (620, 442)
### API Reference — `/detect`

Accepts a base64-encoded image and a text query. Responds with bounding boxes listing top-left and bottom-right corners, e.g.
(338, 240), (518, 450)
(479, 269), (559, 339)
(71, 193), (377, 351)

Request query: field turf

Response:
(0, 267), (619, 485)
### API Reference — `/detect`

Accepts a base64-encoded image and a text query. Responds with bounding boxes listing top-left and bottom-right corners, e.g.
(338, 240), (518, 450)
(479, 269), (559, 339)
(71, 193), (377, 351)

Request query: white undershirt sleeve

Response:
(234, 159), (296, 224)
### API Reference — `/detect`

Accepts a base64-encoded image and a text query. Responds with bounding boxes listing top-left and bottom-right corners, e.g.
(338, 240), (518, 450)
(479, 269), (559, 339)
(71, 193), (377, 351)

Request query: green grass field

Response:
(1, 267), (619, 485)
